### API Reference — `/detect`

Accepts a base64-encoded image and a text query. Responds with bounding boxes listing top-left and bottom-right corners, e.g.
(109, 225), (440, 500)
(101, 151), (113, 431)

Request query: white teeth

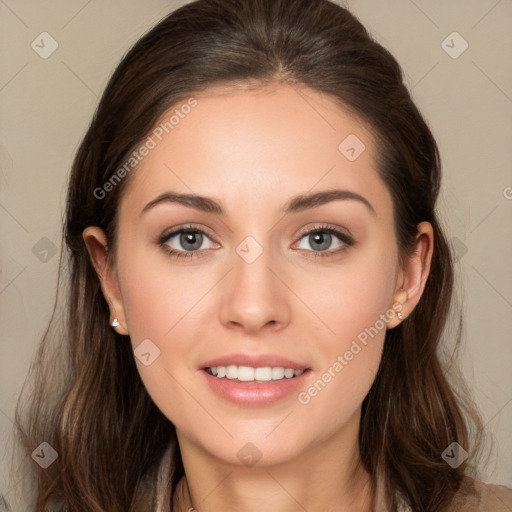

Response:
(255, 367), (272, 380)
(226, 365), (238, 379)
(284, 368), (294, 378)
(271, 367), (284, 379)
(206, 365), (305, 382)
(237, 366), (255, 381)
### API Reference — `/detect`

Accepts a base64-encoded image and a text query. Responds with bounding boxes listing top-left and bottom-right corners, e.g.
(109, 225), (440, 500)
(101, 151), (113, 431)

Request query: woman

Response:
(13, 0), (512, 510)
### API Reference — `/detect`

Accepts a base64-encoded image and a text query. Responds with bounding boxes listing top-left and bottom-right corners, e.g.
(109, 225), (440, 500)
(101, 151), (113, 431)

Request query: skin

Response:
(83, 82), (433, 512)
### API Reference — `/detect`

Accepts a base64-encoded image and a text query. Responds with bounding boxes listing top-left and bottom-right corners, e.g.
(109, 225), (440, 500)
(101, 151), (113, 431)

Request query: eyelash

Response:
(157, 223), (354, 260)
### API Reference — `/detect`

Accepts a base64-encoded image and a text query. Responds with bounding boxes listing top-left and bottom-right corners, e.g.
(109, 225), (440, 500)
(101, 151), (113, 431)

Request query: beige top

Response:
(154, 444), (512, 512)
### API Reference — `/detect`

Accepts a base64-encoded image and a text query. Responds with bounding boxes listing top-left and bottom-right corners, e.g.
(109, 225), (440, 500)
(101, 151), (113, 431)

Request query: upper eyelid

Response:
(296, 223), (351, 238)
(158, 223), (218, 244)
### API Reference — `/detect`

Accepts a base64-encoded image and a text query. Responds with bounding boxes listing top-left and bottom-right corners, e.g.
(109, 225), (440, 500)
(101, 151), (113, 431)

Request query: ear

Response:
(387, 221), (434, 329)
(82, 226), (129, 335)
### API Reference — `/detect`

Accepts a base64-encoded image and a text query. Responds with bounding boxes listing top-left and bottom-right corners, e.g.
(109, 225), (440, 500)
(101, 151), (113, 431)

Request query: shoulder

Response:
(443, 477), (512, 511)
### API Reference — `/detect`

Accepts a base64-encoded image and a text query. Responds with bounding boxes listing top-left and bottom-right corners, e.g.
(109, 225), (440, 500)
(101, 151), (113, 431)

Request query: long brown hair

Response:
(13, 0), (485, 510)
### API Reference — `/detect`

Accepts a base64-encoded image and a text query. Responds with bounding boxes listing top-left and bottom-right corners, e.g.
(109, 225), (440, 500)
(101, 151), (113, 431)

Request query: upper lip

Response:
(201, 353), (310, 371)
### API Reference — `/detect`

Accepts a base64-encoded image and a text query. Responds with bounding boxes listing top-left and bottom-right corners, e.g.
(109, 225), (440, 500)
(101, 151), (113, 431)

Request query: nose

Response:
(218, 239), (292, 335)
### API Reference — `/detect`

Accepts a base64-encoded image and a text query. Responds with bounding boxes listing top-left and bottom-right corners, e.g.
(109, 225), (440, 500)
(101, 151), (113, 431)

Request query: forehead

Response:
(118, 83), (392, 221)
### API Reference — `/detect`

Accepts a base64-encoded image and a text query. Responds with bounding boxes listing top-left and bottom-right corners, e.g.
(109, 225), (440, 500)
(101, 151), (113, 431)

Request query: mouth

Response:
(201, 364), (312, 406)
(203, 365), (309, 383)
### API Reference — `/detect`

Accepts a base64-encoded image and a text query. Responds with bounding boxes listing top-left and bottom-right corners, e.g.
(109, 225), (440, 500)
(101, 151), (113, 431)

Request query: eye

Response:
(157, 223), (354, 261)
(294, 224), (354, 257)
(158, 225), (218, 260)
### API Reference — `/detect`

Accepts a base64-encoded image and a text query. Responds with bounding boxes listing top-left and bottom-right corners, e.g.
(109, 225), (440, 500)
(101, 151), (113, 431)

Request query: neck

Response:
(173, 464), (373, 512)
(170, 412), (375, 512)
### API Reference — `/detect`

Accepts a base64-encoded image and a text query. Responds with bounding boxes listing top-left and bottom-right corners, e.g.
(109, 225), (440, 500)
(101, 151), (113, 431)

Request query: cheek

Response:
(117, 246), (215, 412)
(117, 248), (205, 428)
(118, 244), (212, 342)
(298, 235), (398, 347)
(295, 239), (397, 415)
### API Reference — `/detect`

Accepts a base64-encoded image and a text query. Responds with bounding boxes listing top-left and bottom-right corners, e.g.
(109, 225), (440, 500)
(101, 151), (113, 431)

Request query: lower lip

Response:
(201, 369), (312, 406)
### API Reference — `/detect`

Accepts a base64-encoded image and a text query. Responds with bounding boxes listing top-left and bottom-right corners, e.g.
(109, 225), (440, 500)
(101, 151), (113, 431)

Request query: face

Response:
(87, 83), (409, 467)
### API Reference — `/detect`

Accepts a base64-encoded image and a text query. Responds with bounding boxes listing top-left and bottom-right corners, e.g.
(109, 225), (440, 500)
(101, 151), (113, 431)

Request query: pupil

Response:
(311, 232), (331, 251)
(181, 232), (202, 250)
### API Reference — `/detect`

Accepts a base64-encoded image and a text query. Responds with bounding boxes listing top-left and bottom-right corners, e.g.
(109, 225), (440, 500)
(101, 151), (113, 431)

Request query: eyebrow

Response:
(139, 188), (376, 217)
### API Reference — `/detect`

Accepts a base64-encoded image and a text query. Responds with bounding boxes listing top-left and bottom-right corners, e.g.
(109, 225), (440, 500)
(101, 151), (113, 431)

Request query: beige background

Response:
(1, 0), (511, 506)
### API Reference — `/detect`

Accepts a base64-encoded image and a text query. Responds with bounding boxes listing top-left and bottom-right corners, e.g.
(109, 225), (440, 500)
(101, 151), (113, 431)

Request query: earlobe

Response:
(387, 288), (408, 329)
(387, 221), (434, 329)
(82, 226), (129, 336)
